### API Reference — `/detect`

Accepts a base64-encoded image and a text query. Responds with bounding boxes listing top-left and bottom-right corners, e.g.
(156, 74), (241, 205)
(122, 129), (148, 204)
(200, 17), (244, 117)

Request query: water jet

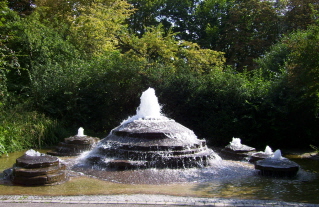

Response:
(47, 128), (100, 156)
(249, 145), (274, 163)
(221, 137), (256, 160)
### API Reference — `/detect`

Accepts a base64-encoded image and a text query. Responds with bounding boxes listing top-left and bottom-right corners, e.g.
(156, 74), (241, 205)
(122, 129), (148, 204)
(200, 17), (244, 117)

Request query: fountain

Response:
(249, 145), (274, 163)
(7, 149), (68, 186)
(255, 149), (300, 177)
(221, 137), (256, 160)
(1, 87), (318, 204)
(83, 88), (219, 169)
(47, 127), (100, 156)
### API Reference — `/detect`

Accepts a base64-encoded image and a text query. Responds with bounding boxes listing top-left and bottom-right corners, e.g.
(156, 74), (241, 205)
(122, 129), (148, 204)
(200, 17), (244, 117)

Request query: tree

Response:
(0, 1), (21, 106)
(159, 0), (202, 41)
(7, 0), (35, 16)
(68, 0), (134, 57)
(31, 0), (134, 57)
(193, 0), (232, 49)
(257, 23), (319, 104)
(219, 0), (280, 71)
(126, 0), (164, 35)
(127, 0), (213, 42)
(255, 24), (319, 146)
(285, 0), (319, 33)
(118, 25), (225, 75)
(285, 24), (319, 100)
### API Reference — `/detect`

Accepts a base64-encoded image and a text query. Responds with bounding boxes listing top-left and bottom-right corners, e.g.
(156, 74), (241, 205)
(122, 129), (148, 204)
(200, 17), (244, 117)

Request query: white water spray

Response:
(136, 87), (162, 118)
(272, 149), (283, 160)
(25, 149), (42, 156)
(264, 146), (273, 155)
(77, 127), (85, 137)
(122, 88), (165, 124)
(230, 137), (242, 148)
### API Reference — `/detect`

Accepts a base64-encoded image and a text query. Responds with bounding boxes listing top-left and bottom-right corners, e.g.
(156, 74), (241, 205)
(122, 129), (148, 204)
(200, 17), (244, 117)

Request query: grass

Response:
(0, 107), (68, 156)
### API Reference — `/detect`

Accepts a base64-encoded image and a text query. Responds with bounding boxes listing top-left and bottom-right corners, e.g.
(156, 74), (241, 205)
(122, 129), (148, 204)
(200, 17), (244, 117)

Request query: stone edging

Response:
(0, 195), (317, 206)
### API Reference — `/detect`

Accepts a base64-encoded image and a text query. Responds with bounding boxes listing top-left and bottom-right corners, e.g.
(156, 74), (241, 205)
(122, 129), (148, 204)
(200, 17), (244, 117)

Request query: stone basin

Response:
(249, 152), (273, 163)
(48, 135), (100, 156)
(255, 157), (300, 177)
(9, 152), (69, 186)
(221, 144), (256, 160)
(16, 154), (59, 168)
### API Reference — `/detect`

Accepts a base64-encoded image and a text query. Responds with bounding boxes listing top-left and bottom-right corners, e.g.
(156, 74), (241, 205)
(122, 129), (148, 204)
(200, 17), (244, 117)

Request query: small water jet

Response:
(77, 127), (85, 137)
(84, 88), (219, 169)
(221, 137), (256, 160)
(255, 149), (300, 177)
(7, 149), (68, 186)
(249, 145), (274, 163)
(47, 128), (100, 156)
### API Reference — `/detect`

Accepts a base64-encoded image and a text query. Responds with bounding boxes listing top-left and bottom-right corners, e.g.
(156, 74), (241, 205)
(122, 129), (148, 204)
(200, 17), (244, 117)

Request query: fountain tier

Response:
(86, 118), (217, 169)
(47, 128), (100, 156)
(85, 88), (218, 169)
(7, 150), (68, 186)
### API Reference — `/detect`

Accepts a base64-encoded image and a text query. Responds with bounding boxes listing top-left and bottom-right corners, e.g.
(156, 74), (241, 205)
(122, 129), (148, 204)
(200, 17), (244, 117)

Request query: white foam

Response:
(230, 137), (242, 148)
(25, 149), (42, 156)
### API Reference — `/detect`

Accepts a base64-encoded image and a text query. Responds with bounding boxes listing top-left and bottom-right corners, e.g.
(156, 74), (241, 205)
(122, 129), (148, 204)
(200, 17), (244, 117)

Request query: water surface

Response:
(1, 150), (318, 204)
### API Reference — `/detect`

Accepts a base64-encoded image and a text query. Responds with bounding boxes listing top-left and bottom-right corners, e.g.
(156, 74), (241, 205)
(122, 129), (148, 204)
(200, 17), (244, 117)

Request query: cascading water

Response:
(83, 88), (219, 169)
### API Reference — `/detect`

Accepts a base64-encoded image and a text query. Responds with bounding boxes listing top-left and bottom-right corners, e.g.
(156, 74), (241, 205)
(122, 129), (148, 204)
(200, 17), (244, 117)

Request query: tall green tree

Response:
(68, 0), (134, 57)
(127, 0), (164, 35)
(0, 1), (21, 106)
(256, 24), (319, 146)
(159, 0), (202, 41)
(127, 0), (206, 41)
(7, 0), (35, 16)
(285, 0), (319, 33)
(193, 0), (232, 49)
(35, 0), (134, 57)
(219, 0), (280, 71)
(118, 25), (225, 75)
(284, 24), (319, 101)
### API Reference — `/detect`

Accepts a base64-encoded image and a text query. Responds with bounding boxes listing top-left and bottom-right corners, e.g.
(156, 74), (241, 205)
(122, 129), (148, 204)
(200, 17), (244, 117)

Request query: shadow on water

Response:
(1, 150), (319, 204)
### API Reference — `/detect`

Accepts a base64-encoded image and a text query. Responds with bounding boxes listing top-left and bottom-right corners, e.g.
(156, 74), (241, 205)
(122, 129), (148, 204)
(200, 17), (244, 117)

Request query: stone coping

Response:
(0, 194), (317, 206)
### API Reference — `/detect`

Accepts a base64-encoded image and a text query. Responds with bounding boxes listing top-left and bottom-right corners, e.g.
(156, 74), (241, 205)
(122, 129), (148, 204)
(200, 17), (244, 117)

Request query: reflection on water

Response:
(1, 150), (318, 204)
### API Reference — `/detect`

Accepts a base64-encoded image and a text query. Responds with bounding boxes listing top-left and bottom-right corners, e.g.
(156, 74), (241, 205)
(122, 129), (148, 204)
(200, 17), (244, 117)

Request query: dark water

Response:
(0, 150), (318, 204)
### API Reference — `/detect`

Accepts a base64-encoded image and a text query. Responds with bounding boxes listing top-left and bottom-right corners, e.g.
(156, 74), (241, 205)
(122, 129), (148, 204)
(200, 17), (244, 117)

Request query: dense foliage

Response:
(1, 0), (319, 155)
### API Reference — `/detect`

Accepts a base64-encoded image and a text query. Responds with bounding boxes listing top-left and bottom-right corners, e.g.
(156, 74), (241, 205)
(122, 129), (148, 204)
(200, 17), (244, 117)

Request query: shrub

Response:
(0, 107), (69, 156)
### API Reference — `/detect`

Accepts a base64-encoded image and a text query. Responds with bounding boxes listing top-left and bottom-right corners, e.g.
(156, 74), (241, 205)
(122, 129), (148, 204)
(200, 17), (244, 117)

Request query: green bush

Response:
(0, 107), (69, 156)
(254, 25), (319, 148)
(155, 67), (269, 146)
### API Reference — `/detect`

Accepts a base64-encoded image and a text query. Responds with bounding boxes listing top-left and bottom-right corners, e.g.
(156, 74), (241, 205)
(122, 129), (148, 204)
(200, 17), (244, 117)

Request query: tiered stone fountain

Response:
(84, 88), (219, 170)
(47, 127), (100, 156)
(10, 150), (68, 186)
